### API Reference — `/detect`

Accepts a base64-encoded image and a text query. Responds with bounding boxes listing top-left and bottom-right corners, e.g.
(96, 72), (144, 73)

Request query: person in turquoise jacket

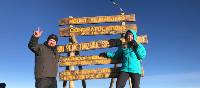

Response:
(100, 29), (146, 88)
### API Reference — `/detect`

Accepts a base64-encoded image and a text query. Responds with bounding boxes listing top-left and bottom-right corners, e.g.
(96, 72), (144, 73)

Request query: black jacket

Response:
(28, 35), (59, 78)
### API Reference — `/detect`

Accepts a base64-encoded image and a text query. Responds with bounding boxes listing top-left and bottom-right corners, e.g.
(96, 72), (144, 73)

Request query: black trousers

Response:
(35, 77), (57, 88)
(116, 72), (141, 88)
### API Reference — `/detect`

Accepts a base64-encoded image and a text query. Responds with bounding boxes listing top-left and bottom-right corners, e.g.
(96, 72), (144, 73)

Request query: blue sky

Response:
(0, 0), (200, 88)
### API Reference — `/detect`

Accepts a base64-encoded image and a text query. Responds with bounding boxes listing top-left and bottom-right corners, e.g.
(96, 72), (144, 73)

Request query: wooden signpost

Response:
(57, 35), (148, 53)
(59, 14), (135, 25)
(58, 13), (148, 88)
(59, 24), (137, 36)
(60, 68), (120, 81)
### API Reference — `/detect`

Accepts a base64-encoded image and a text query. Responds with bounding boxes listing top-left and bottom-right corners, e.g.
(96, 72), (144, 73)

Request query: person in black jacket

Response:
(28, 28), (59, 88)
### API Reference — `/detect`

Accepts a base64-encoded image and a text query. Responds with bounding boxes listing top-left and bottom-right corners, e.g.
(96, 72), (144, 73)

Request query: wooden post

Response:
(63, 16), (87, 88)
(78, 66), (87, 88)
(109, 12), (126, 88)
(63, 37), (76, 88)
(119, 12), (133, 88)
(77, 51), (86, 88)
(109, 64), (118, 88)
(129, 78), (132, 88)
(141, 60), (144, 77)
(69, 16), (76, 88)
(62, 16), (76, 88)
(69, 50), (75, 88)
(63, 66), (69, 88)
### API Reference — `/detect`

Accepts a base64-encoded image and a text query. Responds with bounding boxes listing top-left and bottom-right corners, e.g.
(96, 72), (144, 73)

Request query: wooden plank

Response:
(59, 56), (120, 66)
(59, 24), (137, 36)
(60, 73), (117, 81)
(59, 14), (135, 25)
(59, 68), (119, 81)
(57, 35), (148, 53)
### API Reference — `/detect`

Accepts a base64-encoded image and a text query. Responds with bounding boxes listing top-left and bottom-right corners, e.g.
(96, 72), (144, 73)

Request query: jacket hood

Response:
(125, 29), (137, 41)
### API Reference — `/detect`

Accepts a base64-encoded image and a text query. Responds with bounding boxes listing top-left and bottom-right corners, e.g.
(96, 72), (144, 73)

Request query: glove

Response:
(99, 52), (106, 57)
(131, 40), (138, 51)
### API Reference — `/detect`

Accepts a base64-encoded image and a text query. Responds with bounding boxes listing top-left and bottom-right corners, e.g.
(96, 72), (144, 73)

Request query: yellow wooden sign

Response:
(60, 68), (119, 81)
(59, 24), (137, 36)
(59, 56), (120, 66)
(57, 35), (148, 53)
(59, 14), (135, 25)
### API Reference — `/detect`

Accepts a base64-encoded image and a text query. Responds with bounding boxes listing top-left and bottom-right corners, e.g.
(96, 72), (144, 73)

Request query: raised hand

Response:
(33, 27), (43, 38)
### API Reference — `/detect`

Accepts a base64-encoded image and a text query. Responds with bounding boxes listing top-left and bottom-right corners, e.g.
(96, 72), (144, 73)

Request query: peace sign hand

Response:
(33, 27), (43, 38)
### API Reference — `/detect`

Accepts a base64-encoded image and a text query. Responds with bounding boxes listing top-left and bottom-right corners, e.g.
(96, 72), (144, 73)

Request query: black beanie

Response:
(47, 34), (58, 42)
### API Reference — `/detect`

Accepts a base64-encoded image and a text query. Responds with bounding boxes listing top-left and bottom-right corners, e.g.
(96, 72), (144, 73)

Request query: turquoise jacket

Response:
(106, 29), (146, 74)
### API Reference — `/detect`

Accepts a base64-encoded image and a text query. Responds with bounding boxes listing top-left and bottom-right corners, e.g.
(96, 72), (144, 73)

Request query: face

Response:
(48, 39), (57, 47)
(125, 32), (134, 42)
